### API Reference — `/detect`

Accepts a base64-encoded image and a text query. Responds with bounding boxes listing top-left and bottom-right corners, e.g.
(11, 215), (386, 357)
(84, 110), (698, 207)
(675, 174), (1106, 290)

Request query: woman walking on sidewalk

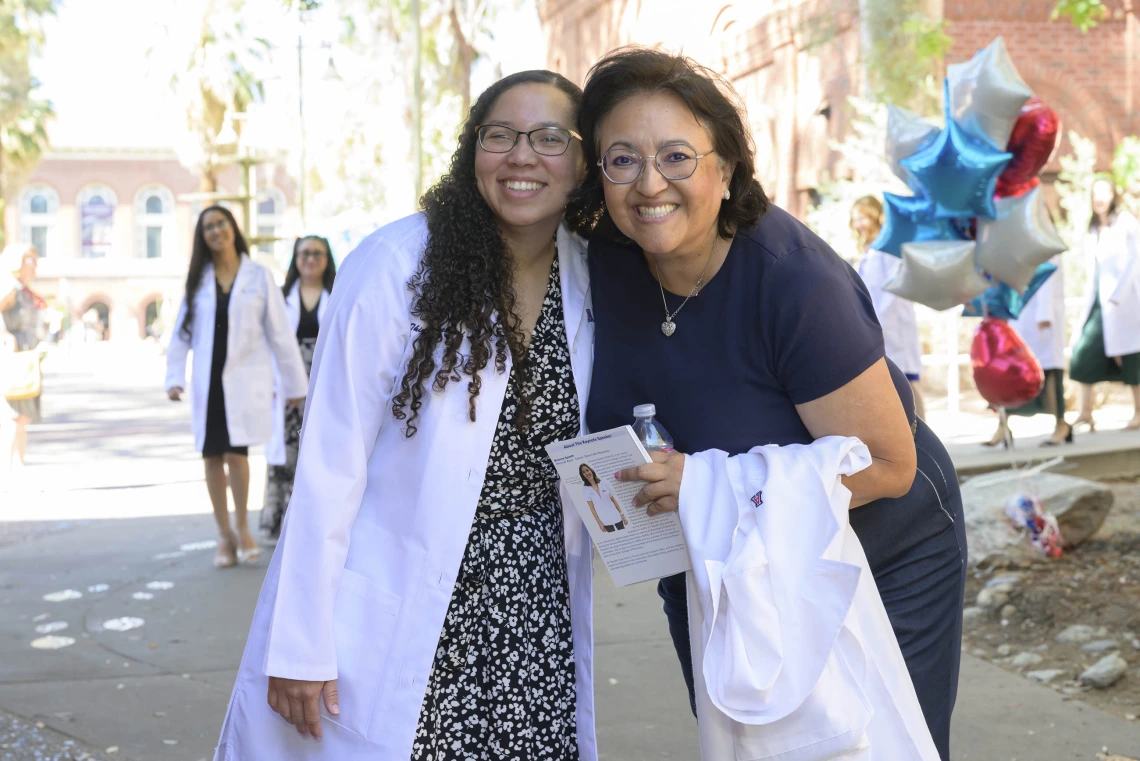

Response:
(165, 206), (307, 569)
(1069, 177), (1140, 431)
(1, 243), (46, 477)
(260, 235), (336, 541)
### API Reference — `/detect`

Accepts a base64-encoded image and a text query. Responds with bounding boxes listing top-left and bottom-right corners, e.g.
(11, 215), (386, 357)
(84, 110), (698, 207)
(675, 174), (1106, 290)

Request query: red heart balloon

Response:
(996, 98), (1060, 198)
(971, 317), (1045, 408)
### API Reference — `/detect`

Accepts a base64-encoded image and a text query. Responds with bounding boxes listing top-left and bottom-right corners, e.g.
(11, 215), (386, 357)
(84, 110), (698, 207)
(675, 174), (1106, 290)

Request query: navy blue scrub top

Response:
(586, 205), (897, 455)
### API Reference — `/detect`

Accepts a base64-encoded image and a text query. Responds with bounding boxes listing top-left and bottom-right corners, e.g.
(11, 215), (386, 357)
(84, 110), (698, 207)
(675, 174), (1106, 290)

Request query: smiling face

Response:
(473, 82), (585, 237)
(201, 210), (236, 256)
(597, 92), (733, 259)
(850, 206), (880, 249)
(296, 238), (329, 282)
(579, 464), (597, 485)
(1091, 178), (1116, 218)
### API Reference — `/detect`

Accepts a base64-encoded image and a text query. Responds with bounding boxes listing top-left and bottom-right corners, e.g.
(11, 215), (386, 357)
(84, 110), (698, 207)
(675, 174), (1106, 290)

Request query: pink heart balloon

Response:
(971, 317), (1044, 408)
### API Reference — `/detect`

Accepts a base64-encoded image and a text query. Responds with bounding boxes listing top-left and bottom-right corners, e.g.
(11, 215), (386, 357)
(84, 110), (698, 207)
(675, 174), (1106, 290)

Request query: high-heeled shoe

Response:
(1040, 420), (1074, 447)
(982, 423), (1011, 448)
(1071, 417), (1096, 433)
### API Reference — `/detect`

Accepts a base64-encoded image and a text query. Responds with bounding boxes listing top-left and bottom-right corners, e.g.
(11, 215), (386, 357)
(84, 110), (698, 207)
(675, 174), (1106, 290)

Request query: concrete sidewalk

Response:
(2, 343), (1139, 760)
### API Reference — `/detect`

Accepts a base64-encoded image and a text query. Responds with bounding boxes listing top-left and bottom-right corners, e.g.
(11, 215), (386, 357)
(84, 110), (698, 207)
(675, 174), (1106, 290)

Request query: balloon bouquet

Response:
(875, 37), (1066, 449)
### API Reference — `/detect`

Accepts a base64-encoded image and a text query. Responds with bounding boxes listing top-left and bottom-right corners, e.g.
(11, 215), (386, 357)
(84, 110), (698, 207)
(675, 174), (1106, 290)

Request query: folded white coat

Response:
(679, 436), (940, 761)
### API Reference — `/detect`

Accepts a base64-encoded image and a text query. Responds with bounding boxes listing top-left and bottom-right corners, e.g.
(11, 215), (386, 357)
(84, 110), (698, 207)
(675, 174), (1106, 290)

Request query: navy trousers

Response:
(657, 418), (967, 761)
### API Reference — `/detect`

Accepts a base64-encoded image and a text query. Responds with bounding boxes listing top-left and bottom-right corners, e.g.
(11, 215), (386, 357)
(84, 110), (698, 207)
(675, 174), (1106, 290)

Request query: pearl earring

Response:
(723, 189), (731, 200)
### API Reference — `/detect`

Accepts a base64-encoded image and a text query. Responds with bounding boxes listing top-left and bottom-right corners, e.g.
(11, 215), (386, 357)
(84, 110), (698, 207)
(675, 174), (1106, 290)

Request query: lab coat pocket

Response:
(323, 568), (402, 741)
(731, 651), (872, 761)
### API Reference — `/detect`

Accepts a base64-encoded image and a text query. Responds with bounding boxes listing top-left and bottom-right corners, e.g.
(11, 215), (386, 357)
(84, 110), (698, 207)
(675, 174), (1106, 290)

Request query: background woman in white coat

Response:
(1070, 177), (1140, 430)
(850, 196), (926, 419)
(165, 206), (308, 569)
(261, 235), (336, 540)
(987, 254), (1072, 446)
(214, 71), (600, 761)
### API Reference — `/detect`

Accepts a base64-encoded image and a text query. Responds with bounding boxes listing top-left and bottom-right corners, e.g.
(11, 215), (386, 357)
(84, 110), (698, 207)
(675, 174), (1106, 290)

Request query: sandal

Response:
(237, 532), (262, 565)
(214, 534), (238, 569)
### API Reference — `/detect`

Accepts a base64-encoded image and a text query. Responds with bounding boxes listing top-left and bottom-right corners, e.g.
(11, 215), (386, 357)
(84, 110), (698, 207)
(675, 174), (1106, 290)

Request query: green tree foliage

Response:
(0, 0), (56, 246)
(1050, 0), (1108, 32)
(152, 0), (271, 191)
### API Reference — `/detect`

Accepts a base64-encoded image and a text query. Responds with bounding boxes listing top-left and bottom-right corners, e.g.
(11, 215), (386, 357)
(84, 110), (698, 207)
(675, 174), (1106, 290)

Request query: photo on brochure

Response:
(546, 426), (690, 587)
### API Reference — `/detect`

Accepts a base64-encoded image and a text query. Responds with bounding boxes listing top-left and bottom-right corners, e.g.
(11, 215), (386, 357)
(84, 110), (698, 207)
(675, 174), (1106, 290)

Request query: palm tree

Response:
(0, 0), (56, 246)
(155, 0), (270, 191)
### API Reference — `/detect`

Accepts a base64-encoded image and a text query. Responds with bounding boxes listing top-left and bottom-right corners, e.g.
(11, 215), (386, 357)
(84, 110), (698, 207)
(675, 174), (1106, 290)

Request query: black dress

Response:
(202, 280), (248, 458)
(410, 257), (581, 761)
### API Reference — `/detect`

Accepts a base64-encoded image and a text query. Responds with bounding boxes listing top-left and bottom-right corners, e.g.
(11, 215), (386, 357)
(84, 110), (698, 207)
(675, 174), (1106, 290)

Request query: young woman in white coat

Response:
(850, 195), (926, 419)
(260, 235), (336, 540)
(213, 71), (598, 761)
(987, 254), (1073, 446)
(1070, 177), (1140, 430)
(165, 206), (308, 569)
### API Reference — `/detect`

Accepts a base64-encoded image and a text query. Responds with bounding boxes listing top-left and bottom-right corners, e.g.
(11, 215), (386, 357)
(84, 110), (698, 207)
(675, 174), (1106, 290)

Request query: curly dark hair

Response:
(391, 70), (584, 437)
(566, 47), (769, 240)
(180, 206), (249, 341)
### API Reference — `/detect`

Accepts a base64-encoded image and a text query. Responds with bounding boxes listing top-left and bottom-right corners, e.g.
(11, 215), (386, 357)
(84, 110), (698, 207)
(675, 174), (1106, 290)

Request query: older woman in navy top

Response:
(568, 48), (967, 760)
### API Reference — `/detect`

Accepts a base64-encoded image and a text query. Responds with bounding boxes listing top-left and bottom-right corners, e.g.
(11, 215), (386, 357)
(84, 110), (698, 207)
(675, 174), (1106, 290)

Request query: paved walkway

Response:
(1, 343), (1138, 760)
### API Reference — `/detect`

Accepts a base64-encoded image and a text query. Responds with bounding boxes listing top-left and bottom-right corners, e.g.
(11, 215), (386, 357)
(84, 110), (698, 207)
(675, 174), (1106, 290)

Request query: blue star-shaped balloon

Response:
(871, 192), (968, 257)
(900, 80), (1013, 220)
(961, 262), (1057, 320)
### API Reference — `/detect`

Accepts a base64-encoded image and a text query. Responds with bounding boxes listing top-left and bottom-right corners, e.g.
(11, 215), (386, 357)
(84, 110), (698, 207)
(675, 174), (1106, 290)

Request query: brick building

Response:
(539, 0), (863, 217)
(540, 0), (1136, 215)
(945, 0), (1137, 175)
(3, 148), (296, 343)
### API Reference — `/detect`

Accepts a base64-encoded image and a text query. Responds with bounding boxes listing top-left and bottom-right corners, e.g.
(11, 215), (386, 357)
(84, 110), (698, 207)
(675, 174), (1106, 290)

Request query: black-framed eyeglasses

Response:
(476, 125), (583, 156)
(599, 143), (715, 184)
(298, 249), (328, 260)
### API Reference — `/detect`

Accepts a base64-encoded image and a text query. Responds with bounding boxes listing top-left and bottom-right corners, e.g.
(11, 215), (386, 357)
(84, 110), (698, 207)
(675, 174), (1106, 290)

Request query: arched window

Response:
(134, 186), (175, 259)
(18, 185), (60, 258)
(78, 185), (118, 259)
(256, 188), (286, 257)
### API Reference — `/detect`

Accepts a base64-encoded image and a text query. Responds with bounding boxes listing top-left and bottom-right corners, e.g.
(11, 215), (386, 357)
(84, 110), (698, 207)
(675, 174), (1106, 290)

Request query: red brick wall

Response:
(946, 0), (1138, 170)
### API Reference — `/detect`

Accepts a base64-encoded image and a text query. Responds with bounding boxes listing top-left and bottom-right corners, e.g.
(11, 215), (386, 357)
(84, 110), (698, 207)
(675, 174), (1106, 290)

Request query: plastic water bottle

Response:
(632, 403), (674, 453)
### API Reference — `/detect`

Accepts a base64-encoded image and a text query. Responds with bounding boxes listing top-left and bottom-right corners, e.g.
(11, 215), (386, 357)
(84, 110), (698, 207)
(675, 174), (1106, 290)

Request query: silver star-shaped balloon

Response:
(974, 185), (1067, 293)
(948, 37), (1032, 150)
(886, 240), (991, 311)
(886, 105), (939, 191)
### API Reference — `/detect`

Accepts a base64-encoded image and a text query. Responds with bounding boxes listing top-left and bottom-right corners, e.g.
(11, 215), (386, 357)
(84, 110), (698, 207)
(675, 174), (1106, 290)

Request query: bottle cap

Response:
(633, 403), (656, 418)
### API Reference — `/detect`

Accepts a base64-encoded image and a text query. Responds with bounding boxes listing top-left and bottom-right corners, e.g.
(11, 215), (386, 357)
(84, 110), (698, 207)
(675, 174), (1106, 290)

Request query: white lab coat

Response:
(265, 283), (330, 466)
(857, 250), (923, 377)
(678, 437), (939, 761)
(164, 257), (308, 452)
(1076, 211), (1140, 358)
(213, 214), (598, 761)
(1011, 254), (1066, 370)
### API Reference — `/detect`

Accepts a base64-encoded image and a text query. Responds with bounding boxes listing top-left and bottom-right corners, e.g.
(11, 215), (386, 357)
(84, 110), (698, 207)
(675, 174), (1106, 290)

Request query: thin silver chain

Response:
(653, 237), (717, 325)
